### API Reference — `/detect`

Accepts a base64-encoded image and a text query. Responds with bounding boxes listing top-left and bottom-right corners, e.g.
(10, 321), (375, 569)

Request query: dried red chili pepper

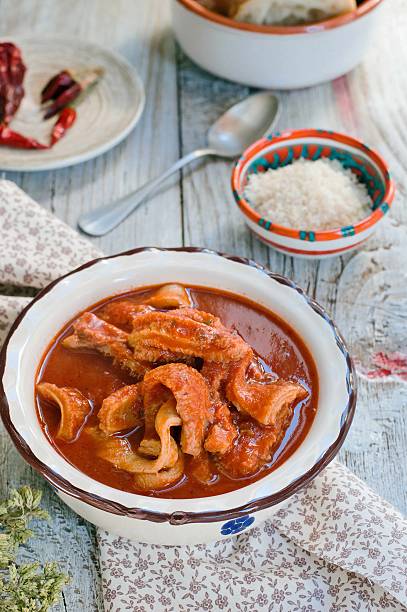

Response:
(51, 107), (77, 145)
(44, 82), (82, 120)
(0, 42), (26, 125)
(0, 57), (102, 149)
(0, 124), (47, 149)
(41, 69), (74, 103)
(42, 67), (103, 119)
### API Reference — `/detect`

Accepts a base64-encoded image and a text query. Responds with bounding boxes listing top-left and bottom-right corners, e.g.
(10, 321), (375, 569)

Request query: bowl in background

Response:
(172, 0), (384, 89)
(232, 129), (395, 258)
(0, 248), (356, 544)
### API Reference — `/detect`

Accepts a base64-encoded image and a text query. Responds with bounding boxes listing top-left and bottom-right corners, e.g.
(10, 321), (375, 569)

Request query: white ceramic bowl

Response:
(172, 0), (384, 89)
(0, 248), (356, 545)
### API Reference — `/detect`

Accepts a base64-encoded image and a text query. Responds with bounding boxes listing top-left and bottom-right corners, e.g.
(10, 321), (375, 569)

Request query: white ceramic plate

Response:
(0, 38), (145, 171)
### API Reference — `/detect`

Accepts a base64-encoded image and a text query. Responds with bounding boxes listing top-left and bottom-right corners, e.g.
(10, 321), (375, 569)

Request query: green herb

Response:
(0, 486), (69, 611)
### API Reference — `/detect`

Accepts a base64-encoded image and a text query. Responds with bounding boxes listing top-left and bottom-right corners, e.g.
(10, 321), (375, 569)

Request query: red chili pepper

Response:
(50, 107), (77, 145)
(0, 124), (48, 149)
(44, 82), (82, 120)
(41, 69), (75, 103)
(0, 42), (26, 125)
(42, 67), (103, 119)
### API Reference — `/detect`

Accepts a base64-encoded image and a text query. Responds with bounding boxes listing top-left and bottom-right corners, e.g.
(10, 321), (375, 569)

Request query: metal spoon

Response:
(78, 92), (280, 236)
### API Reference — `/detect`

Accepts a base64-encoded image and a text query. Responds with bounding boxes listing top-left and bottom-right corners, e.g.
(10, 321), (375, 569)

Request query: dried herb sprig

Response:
(0, 486), (69, 611)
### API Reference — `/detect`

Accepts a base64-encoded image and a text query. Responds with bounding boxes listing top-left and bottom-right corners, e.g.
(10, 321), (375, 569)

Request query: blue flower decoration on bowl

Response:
(221, 515), (255, 536)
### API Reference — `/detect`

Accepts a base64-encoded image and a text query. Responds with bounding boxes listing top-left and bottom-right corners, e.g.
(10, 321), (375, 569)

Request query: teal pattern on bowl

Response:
(242, 140), (385, 240)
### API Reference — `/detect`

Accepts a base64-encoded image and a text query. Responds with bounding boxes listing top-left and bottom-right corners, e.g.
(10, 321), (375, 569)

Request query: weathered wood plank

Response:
(0, 424), (103, 612)
(177, 0), (407, 515)
(1, 0), (182, 256)
(1, 1), (406, 610)
(0, 1), (179, 610)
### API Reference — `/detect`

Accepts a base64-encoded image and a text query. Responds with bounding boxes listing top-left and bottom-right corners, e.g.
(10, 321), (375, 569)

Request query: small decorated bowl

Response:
(232, 129), (395, 258)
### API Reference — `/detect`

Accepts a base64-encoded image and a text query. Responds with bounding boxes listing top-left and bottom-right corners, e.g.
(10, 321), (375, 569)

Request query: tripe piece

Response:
(226, 353), (307, 426)
(63, 312), (150, 380)
(36, 382), (91, 442)
(129, 308), (250, 363)
(133, 398), (181, 473)
(98, 384), (144, 434)
(133, 451), (184, 491)
(204, 401), (238, 455)
(217, 418), (279, 478)
(98, 398), (181, 475)
(98, 301), (153, 329)
(144, 283), (193, 309)
(190, 451), (216, 485)
(142, 363), (211, 457)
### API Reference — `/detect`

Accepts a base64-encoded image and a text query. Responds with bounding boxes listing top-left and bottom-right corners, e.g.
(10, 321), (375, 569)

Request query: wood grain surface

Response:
(0, 0), (406, 610)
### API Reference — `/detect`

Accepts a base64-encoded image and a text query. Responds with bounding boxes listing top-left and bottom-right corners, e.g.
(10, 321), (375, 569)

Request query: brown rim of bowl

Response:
(176, 0), (383, 35)
(0, 247), (357, 525)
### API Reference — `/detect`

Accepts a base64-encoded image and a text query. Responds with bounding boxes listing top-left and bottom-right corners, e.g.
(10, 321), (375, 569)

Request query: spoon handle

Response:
(78, 148), (217, 236)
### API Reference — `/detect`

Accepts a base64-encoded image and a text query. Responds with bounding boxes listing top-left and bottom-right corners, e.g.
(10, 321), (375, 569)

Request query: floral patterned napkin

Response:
(0, 180), (406, 612)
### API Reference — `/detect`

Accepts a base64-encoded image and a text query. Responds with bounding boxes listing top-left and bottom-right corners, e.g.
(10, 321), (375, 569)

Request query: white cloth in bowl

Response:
(0, 180), (406, 612)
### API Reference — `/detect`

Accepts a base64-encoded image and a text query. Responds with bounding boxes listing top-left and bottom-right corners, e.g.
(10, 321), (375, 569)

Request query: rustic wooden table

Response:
(1, 0), (406, 609)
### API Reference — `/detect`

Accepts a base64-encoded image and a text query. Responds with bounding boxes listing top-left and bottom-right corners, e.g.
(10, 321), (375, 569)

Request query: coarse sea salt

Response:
(244, 158), (372, 231)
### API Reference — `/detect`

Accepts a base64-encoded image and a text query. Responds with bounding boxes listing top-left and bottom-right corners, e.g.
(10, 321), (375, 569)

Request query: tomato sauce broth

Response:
(36, 285), (318, 499)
